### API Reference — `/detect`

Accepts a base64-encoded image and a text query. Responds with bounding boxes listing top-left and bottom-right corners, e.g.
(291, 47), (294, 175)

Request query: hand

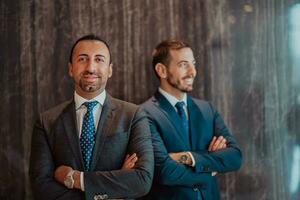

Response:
(54, 165), (81, 190)
(122, 153), (138, 169)
(208, 136), (227, 151)
(169, 152), (192, 166)
(54, 165), (73, 185)
(208, 136), (226, 176)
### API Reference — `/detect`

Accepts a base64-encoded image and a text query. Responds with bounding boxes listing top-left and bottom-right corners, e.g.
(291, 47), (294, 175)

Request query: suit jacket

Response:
(140, 91), (242, 200)
(29, 95), (154, 200)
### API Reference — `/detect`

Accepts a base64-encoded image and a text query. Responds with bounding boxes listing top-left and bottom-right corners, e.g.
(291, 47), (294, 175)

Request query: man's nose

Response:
(187, 63), (197, 76)
(86, 60), (96, 72)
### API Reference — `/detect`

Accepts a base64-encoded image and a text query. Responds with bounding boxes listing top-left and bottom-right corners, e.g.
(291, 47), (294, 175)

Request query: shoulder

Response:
(190, 97), (211, 108)
(111, 97), (139, 110)
(42, 99), (72, 117)
(39, 99), (73, 124)
(188, 96), (218, 115)
(140, 96), (156, 111)
(110, 97), (143, 117)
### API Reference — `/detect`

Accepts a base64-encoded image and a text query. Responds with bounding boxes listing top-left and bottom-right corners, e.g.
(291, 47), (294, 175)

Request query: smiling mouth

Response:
(183, 78), (194, 84)
(81, 76), (99, 83)
(81, 72), (100, 79)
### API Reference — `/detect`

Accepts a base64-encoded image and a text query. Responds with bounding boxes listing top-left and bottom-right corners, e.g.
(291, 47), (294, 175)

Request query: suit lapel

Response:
(62, 100), (84, 169)
(187, 97), (205, 150)
(90, 95), (116, 170)
(154, 91), (190, 148)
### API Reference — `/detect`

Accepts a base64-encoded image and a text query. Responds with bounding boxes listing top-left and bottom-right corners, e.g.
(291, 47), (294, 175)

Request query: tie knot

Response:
(83, 101), (98, 111)
(175, 101), (185, 109)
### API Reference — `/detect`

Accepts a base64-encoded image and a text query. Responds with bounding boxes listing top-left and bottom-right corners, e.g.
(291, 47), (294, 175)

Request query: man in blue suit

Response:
(141, 40), (242, 200)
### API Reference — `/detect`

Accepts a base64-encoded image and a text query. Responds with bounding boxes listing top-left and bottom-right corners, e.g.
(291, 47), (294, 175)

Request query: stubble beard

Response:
(78, 72), (103, 93)
(167, 75), (194, 93)
(79, 80), (101, 92)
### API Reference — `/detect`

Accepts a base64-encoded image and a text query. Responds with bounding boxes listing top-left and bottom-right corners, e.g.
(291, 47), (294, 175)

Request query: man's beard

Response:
(79, 80), (101, 92)
(79, 71), (102, 92)
(166, 74), (194, 93)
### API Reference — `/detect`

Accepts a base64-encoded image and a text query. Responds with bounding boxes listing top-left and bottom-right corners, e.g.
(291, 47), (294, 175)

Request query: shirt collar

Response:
(74, 90), (106, 110)
(158, 87), (187, 107)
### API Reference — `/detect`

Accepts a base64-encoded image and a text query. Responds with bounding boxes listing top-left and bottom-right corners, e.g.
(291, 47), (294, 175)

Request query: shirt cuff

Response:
(187, 151), (195, 167)
(80, 172), (85, 191)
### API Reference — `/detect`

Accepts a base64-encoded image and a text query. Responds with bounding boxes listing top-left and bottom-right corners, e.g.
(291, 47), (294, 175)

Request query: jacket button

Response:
(94, 194), (108, 200)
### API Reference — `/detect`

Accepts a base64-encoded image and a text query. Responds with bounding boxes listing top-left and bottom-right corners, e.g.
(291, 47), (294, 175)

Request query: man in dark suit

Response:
(29, 34), (154, 200)
(141, 40), (242, 200)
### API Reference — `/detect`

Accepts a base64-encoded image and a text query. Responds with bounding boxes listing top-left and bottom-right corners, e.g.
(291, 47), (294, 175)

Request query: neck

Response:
(160, 83), (184, 100)
(75, 87), (104, 100)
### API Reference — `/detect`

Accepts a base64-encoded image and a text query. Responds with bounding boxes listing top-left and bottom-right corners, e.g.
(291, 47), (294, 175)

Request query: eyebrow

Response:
(77, 54), (107, 59)
(177, 60), (195, 64)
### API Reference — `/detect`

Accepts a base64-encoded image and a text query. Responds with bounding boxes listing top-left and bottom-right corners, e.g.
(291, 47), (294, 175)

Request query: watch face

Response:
(64, 175), (74, 189)
(64, 177), (72, 188)
(179, 155), (188, 163)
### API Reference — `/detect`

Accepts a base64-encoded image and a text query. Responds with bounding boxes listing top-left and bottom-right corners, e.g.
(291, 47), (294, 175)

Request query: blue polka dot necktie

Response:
(80, 101), (98, 171)
(175, 101), (189, 141)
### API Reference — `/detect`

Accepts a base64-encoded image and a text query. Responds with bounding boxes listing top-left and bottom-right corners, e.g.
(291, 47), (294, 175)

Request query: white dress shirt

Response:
(158, 88), (188, 117)
(74, 90), (106, 136)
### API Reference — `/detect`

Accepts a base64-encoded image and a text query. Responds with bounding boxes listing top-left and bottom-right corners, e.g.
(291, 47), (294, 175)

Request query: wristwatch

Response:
(178, 154), (188, 164)
(64, 169), (75, 189)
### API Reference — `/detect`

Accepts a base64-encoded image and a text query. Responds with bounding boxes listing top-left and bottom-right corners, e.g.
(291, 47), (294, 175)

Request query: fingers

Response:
(208, 136), (217, 151)
(221, 141), (227, 149)
(209, 136), (227, 151)
(122, 153), (138, 169)
(127, 153), (137, 162)
(212, 136), (226, 151)
(219, 137), (227, 149)
(212, 136), (223, 150)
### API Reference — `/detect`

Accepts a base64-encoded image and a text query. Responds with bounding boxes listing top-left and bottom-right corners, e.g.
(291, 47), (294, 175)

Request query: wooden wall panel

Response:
(1, 0), (299, 199)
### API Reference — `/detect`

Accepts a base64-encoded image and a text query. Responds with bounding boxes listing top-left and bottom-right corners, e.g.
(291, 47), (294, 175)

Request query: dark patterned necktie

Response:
(80, 101), (98, 171)
(175, 101), (189, 140)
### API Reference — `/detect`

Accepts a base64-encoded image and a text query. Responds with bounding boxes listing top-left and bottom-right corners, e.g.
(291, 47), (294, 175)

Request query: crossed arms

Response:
(29, 108), (154, 200)
(147, 109), (242, 187)
(54, 153), (139, 190)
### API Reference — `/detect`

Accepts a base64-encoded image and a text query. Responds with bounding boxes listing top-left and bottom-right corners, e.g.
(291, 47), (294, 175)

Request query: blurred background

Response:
(1, 0), (300, 199)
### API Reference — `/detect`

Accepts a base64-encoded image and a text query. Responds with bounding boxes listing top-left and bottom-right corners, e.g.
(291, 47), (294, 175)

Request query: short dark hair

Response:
(69, 34), (112, 64)
(152, 39), (191, 76)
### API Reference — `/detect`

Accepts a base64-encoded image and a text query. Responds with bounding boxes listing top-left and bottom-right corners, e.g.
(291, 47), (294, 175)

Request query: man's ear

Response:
(68, 63), (73, 77)
(155, 63), (167, 79)
(108, 63), (113, 78)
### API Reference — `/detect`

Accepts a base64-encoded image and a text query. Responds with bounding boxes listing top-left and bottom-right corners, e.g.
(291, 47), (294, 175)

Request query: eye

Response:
(78, 57), (87, 62)
(95, 57), (105, 63)
(178, 62), (188, 68)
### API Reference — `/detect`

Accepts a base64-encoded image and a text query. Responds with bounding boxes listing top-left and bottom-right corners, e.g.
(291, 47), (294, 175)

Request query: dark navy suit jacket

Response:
(141, 91), (242, 200)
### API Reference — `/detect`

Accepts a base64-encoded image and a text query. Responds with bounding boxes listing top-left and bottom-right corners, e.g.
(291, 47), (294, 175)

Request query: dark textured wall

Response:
(1, 0), (299, 199)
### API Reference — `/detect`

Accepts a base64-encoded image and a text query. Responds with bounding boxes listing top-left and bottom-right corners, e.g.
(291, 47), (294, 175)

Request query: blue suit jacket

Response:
(141, 91), (242, 200)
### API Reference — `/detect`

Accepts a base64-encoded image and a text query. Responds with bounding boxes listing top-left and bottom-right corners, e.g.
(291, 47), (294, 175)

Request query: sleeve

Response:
(83, 108), (154, 200)
(147, 114), (212, 187)
(29, 116), (81, 200)
(191, 104), (243, 174)
(187, 151), (196, 167)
